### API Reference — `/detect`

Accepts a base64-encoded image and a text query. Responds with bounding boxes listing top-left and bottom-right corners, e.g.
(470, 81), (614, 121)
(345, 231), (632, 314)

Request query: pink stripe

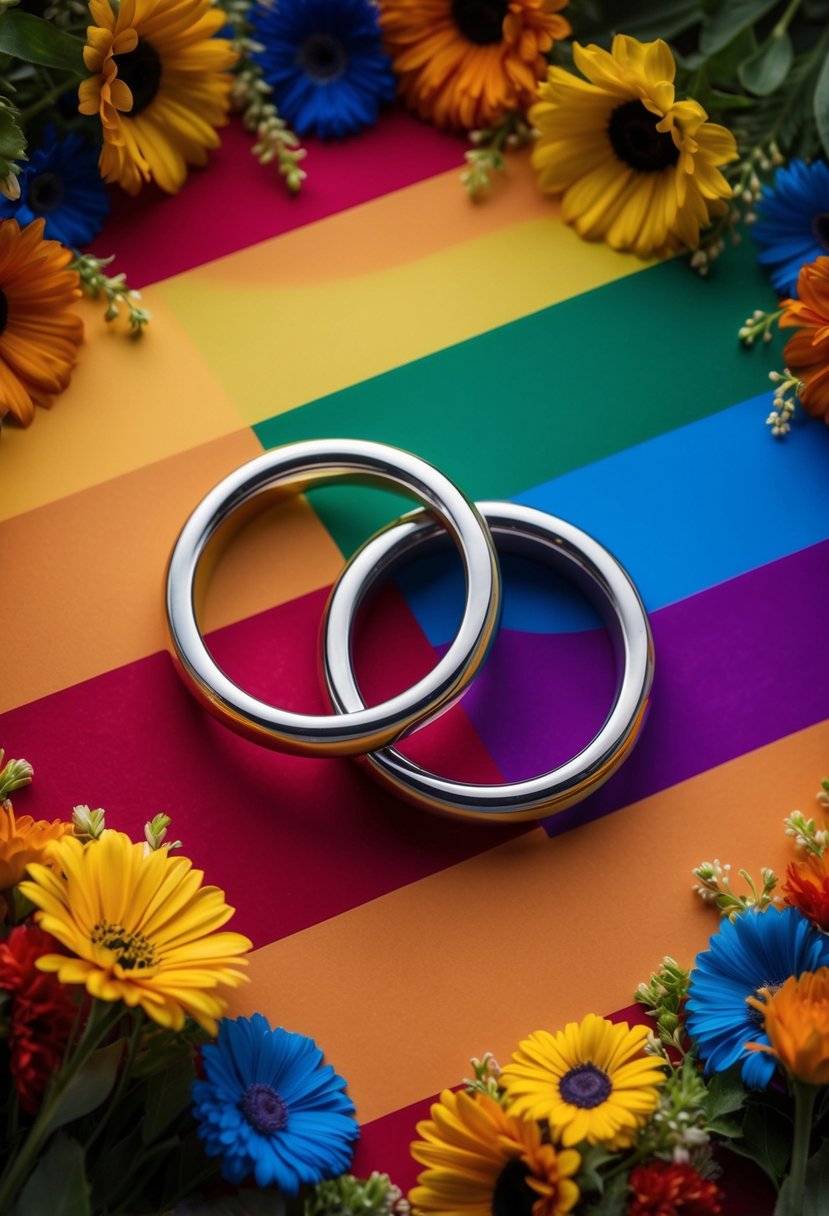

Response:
(0, 585), (516, 946)
(92, 111), (464, 287)
(352, 1002), (774, 1213)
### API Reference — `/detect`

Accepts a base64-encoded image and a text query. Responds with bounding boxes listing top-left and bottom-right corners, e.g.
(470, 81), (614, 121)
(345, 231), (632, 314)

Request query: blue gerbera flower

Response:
(686, 905), (829, 1089)
(192, 1014), (359, 1193)
(753, 159), (829, 298)
(250, 0), (396, 140)
(0, 127), (109, 248)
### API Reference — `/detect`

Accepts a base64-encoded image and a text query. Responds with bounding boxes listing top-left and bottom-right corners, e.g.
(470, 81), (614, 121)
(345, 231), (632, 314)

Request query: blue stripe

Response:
(397, 394), (829, 643)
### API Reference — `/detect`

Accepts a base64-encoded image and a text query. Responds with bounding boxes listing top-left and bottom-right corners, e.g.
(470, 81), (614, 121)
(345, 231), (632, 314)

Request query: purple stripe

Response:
(448, 541), (829, 836)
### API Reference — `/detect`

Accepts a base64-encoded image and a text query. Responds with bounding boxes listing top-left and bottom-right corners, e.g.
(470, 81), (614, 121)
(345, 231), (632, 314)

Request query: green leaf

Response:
(705, 1066), (747, 1122)
(700, 0), (782, 57)
(739, 32), (794, 95)
(0, 12), (84, 74)
(142, 1053), (196, 1144)
(576, 1143), (618, 1195)
(0, 95), (25, 170)
(583, 1174), (628, 1216)
(14, 1133), (90, 1216)
(707, 1115), (744, 1139)
(735, 1101), (792, 1187)
(815, 44), (829, 158)
(41, 1040), (123, 1137)
(591, 0), (703, 44)
(775, 1139), (829, 1215)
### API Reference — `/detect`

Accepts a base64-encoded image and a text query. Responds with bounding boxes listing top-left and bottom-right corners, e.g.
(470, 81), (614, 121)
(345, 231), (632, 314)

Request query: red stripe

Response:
(93, 111), (464, 287)
(0, 584), (517, 946)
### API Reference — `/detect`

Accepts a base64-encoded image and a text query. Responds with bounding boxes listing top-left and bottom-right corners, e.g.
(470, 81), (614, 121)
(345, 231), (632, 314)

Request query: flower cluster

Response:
(0, 747), (368, 1215)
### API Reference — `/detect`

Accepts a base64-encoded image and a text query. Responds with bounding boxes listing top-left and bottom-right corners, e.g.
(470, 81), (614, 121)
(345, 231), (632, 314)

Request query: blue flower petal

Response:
(0, 126), (109, 247)
(753, 158), (829, 298)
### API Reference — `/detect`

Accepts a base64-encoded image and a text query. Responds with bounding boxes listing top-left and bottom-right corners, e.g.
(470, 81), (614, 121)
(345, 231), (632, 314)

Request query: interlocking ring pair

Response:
(165, 440), (654, 823)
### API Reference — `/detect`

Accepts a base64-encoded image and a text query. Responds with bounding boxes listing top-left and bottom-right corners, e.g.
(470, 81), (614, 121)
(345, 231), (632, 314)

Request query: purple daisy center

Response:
(812, 212), (829, 253)
(240, 1083), (289, 1134)
(297, 34), (348, 82)
(559, 1063), (612, 1109)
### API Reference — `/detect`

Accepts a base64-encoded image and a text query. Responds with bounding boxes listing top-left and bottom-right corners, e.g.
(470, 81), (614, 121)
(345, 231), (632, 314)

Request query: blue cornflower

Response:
(0, 127), (109, 248)
(753, 159), (829, 298)
(686, 905), (829, 1089)
(192, 1014), (359, 1193)
(250, 0), (396, 140)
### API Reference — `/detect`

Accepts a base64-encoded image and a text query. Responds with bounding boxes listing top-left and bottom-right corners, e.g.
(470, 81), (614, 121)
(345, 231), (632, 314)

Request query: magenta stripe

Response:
(92, 112), (463, 287)
(0, 585), (513, 947)
(439, 541), (829, 836)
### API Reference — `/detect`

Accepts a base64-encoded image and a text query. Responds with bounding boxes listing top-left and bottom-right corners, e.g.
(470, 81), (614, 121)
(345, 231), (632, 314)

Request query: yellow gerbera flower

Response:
(500, 1014), (666, 1148)
(0, 218), (83, 427)
(0, 801), (73, 890)
(531, 35), (737, 258)
(410, 1089), (580, 1216)
(379, 0), (571, 131)
(78, 0), (237, 195)
(19, 830), (251, 1034)
(748, 969), (829, 1087)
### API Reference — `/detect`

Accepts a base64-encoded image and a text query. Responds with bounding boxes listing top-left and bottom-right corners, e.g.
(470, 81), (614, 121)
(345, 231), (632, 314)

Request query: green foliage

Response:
(13, 1134), (90, 1216)
(582, 1173), (629, 1215)
(775, 1138), (829, 1216)
(815, 50), (829, 158)
(40, 1040), (123, 1137)
(0, 11), (83, 73)
(0, 94), (25, 188)
(730, 1097), (793, 1189)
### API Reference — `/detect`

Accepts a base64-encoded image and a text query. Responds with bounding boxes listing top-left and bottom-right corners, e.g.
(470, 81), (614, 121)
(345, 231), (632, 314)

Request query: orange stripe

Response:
(229, 719), (829, 1123)
(2, 431), (343, 713)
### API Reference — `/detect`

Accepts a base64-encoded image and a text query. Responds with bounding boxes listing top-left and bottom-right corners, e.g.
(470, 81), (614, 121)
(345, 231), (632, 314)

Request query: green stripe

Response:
(255, 238), (781, 557)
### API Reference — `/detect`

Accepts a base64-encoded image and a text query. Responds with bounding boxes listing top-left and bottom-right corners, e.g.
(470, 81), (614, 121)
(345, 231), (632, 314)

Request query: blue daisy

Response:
(250, 0), (396, 140)
(0, 127), (109, 248)
(192, 1014), (359, 1193)
(686, 905), (829, 1089)
(753, 159), (829, 298)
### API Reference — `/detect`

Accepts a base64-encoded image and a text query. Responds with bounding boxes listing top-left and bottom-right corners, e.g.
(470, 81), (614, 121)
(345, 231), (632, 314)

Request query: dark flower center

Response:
(240, 1083), (288, 1134)
(91, 920), (156, 970)
(749, 981), (783, 1024)
(559, 1062), (612, 1108)
(813, 212), (829, 252)
(0, 290), (7, 336)
(27, 171), (65, 215)
(297, 34), (348, 83)
(491, 1159), (538, 1216)
(114, 38), (163, 116)
(608, 100), (679, 173)
(451, 0), (508, 45)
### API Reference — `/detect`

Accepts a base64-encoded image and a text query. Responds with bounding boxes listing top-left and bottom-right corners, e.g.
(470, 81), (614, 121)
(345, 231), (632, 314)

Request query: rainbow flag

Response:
(3, 112), (827, 1208)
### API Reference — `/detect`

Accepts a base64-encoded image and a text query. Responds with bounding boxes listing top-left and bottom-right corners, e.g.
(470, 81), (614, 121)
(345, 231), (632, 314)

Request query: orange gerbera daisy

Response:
(779, 257), (829, 423)
(783, 850), (829, 930)
(747, 969), (829, 1087)
(0, 799), (73, 891)
(0, 218), (83, 427)
(379, 0), (570, 131)
(78, 0), (236, 195)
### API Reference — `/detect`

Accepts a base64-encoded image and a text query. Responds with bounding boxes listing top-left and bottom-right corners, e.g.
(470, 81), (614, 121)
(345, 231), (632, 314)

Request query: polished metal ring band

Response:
(165, 439), (501, 757)
(322, 500), (654, 819)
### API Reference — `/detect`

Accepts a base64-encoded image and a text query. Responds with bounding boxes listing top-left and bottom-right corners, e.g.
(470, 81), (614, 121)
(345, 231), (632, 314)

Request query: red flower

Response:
(628, 1162), (722, 1216)
(783, 853), (829, 930)
(0, 924), (76, 1112)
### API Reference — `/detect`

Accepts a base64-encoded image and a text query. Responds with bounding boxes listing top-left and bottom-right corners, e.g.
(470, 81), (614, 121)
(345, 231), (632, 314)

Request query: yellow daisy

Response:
(0, 800), (73, 891)
(0, 218), (83, 427)
(78, 0), (237, 195)
(379, 0), (571, 131)
(531, 35), (737, 258)
(500, 1014), (666, 1148)
(19, 830), (251, 1034)
(411, 1089), (580, 1216)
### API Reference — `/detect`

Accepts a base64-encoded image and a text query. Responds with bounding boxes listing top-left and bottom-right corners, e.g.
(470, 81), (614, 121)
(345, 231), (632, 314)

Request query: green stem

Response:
(0, 1000), (122, 1210)
(83, 1011), (143, 1154)
(19, 79), (77, 123)
(789, 1081), (818, 1213)
(772, 0), (803, 38)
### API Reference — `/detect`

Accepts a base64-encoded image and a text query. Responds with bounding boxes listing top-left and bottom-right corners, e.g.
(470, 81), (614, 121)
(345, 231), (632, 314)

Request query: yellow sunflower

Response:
(500, 1014), (666, 1148)
(78, 0), (237, 195)
(0, 801), (73, 891)
(531, 35), (737, 258)
(410, 1089), (580, 1216)
(0, 218), (83, 427)
(379, 0), (570, 131)
(19, 830), (251, 1034)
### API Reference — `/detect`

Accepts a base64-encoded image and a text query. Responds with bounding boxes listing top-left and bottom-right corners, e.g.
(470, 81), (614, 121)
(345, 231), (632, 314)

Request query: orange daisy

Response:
(379, 0), (570, 131)
(779, 256), (829, 423)
(747, 969), (829, 1087)
(0, 218), (83, 427)
(0, 800), (73, 891)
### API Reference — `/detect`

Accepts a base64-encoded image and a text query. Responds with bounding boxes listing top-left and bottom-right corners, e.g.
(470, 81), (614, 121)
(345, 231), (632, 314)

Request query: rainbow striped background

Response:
(3, 111), (828, 1203)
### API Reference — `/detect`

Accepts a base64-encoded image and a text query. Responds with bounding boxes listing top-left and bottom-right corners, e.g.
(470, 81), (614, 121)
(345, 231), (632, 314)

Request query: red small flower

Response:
(783, 853), (829, 930)
(0, 924), (76, 1113)
(628, 1161), (722, 1216)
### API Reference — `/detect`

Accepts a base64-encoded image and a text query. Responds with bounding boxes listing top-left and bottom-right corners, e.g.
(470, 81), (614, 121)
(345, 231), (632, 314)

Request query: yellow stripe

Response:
(228, 719), (829, 1123)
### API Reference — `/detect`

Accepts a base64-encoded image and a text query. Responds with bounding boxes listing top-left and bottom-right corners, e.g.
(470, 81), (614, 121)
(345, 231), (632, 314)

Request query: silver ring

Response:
(322, 501), (653, 820)
(165, 440), (500, 757)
